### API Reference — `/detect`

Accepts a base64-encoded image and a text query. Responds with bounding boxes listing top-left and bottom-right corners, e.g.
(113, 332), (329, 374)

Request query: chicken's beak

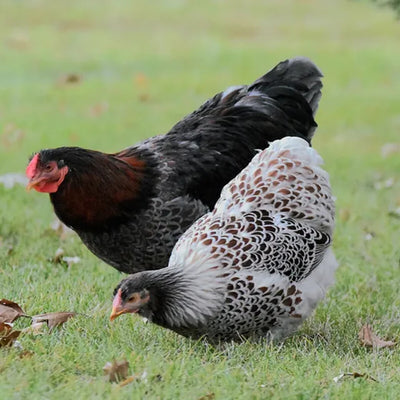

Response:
(110, 306), (126, 321)
(26, 177), (42, 191)
(110, 288), (126, 322)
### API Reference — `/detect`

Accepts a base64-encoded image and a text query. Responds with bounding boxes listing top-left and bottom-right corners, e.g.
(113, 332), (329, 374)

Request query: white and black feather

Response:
(117, 136), (337, 341)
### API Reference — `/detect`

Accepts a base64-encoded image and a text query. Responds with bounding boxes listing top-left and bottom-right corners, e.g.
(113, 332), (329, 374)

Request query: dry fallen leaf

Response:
(333, 372), (378, 383)
(62, 256), (81, 267)
(338, 208), (351, 222)
(22, 322), (47, 336)
(0, 330), (21, 347)
(118, 375), (137, 387)
(118, 373), (139, 387)
(118, 370), (148, 387)
(57, 73), (82, 85)
(134, 72), (148, 88)
(0, 323), (21, 348)
(198, 393), (215, 400)
(359, 324), (396, 349)
(68, 132), (80, 143)
(133, 73), (150, 102)
(6, 30), (30, 50)
(53, 247), (65, 263)
(138, 93), (150, 102)
(19, 350), (35, 359)
(51, 248), (80, 267)
(88, 102), (109, 117)
(103, 359), (130, 383)
(32, 312), (76, 331)
(0, 299), (25, 314)
(0, 299), (27, 323)
(0, 322), (12, 333)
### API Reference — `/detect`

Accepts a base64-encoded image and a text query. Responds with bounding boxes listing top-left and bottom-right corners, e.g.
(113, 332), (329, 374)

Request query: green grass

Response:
(1, 0), (400, 398)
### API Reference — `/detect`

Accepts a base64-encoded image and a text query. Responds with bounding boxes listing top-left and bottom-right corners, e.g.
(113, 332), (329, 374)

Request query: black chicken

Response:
(26, 57), (323, 274)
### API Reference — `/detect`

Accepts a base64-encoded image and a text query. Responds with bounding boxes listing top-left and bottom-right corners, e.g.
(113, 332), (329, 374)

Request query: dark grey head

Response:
(110, 272), (156, 321)
(110, 264), (223, 333)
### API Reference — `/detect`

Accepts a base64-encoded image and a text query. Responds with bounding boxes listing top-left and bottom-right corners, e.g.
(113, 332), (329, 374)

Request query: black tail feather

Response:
(250, 57), (323, 117)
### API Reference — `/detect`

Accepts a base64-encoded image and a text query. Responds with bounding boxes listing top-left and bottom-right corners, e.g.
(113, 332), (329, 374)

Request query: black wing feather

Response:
(155, 58), (323, 209)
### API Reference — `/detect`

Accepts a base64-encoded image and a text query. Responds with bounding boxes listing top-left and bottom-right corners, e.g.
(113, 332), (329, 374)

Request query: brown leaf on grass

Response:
(6, 30), (30, 50)
(134, 72), (148, 88)
(138, 93), (150, 102)
(133, 73), (150, 102)
(333, 372), (378, 383)
(117, 370), (148, 387)
(0, 322), (12, 334)
(103, 359), (130, 383)
(32, 312), (76, 331)
(22, 322), (47, 336)
(62, 256), (81, 268)
(57, 73), (82, 85)
(359, 324), (396, 349)
(0, 299), (25, 315)
(0, 299), (27, 323)
(1, 323), (21, 348)
(0, 329), (21, 347)
(68, 132), (80, 144)
(118, 374), (139, 387)
(19, 350), (34, 359)
(52, 248), (81, 268)
(198, 393), (215, 400)
(118, 375), (136, 387)
(88, 102), (109, 117)
(53, 247), (65, 263)
(338, 208), (351, 222)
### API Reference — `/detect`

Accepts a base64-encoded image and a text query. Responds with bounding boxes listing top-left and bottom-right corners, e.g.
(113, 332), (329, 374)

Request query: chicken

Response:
(110, 137), (337, 342)
(26, 57), (323, 274)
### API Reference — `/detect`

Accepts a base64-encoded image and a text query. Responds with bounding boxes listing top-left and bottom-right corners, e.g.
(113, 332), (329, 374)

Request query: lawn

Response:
(1, 0), (400, 399)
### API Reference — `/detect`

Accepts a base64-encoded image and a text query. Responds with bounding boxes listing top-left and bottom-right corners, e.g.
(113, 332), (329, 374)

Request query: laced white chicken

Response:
(110, 136), (337, 342)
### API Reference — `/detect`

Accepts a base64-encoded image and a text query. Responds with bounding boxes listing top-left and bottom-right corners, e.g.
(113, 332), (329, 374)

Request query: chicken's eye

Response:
(127, 294), (138, 302)
(45, 164), (53, 171)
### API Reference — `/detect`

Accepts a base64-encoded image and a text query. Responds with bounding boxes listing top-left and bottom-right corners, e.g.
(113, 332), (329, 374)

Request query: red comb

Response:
(26, 154), (40, 178)
(112, 288), (123, 309)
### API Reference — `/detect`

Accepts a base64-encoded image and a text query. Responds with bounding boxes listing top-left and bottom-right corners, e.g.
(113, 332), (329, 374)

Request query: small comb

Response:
(26, 153), (39, 178)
